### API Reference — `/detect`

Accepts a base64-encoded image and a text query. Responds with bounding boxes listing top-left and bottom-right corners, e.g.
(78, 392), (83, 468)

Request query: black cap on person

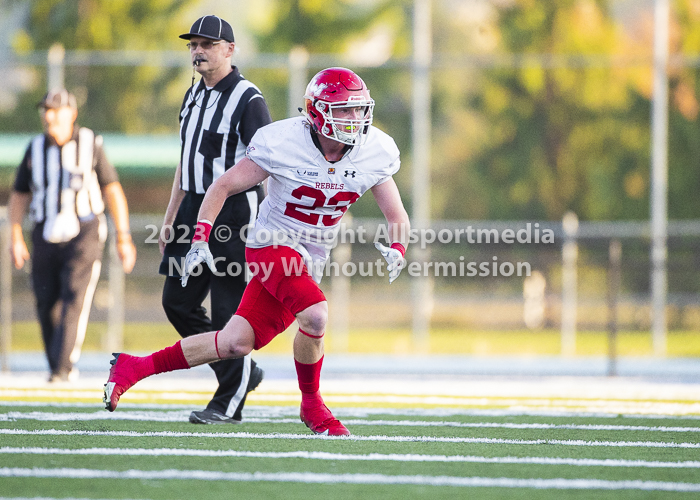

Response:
(179, 15), (234, 43)
(37, 89), (77, 110)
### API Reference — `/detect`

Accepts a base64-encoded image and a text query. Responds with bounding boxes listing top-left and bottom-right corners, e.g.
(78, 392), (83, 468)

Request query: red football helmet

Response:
(304, 67), (374, 146)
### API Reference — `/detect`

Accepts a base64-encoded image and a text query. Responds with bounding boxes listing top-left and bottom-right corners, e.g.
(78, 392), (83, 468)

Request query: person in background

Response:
(9, 88), (136, 382)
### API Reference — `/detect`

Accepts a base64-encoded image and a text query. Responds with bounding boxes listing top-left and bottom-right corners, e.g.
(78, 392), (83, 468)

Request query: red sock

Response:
(295, 356), (324, 406)
(151, 341), (190, 375)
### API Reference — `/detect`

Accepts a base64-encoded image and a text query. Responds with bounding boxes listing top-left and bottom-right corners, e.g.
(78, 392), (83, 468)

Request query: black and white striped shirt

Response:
(14, 126), (117, 241)
(179, 66), (272, 193)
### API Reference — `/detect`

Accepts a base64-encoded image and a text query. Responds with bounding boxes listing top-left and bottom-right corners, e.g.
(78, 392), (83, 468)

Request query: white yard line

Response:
(1, 467), (699, 491)
(3, 411), (700, 434)
(1, 446), (699, 469)
(2, 389), (700, 415)
(2, 402), (700, 420)
(1, 428), (699, 448)
(0, 411), (192, 422)
(340, 419), (700, 433)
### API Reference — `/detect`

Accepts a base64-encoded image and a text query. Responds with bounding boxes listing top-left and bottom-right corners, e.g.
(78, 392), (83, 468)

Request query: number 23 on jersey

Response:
(284, 185), (359, 227)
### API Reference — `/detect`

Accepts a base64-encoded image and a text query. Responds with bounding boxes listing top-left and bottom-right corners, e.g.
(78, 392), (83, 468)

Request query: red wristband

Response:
(192, 220), (212, 243)
(390, 242), (406, 257)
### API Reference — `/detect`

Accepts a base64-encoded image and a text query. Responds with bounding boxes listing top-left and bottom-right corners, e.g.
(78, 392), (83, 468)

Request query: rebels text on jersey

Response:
(245, 116), (400, 282)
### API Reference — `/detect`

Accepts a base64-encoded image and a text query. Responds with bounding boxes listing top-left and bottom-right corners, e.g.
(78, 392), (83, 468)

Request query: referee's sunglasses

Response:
(187, 40), (225, 51)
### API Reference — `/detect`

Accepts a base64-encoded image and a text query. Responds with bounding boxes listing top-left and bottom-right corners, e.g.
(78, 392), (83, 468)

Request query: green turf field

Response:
(1, 401), (700, 499)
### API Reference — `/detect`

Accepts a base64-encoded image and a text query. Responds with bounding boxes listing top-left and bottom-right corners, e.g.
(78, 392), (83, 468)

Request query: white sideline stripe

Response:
(2, 428), (699, 448)
(0, 410), (192, 422)
(3, 402), (700, 420)
(344, 419), (700, 433)
(2, 446), (700, 469)
(6, 388), (699, 409)
(3, 411), (700, 434)
(1, 467), (700, 491)
(4, 389), (700, 414)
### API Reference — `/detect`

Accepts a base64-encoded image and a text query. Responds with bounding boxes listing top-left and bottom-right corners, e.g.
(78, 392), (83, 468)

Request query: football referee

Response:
(158, 15), (271, 424)
(9, 89), (136, 382)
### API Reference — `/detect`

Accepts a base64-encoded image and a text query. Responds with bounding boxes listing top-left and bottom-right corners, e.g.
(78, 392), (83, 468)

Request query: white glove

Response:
(375, 242), (406, 284)
(181, 241), (216, 287)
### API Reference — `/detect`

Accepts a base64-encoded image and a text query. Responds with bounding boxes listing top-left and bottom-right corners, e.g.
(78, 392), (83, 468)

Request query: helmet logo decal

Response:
(308, 82), (328, 97)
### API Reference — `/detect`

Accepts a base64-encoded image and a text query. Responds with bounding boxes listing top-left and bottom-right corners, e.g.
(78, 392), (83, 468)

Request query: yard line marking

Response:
(3, 411), (700, 433)
(5, 389), (696, 409)
(2, 446), (700, 469)
(0, 390), (209, 401)
(341, 419), (700, 433)
(2, 402), (700, 420)
(2, 428), (699, 448)
(3, 390), (700, 415)
(0, 411), (192, 422)
(1, 467), (700, 491)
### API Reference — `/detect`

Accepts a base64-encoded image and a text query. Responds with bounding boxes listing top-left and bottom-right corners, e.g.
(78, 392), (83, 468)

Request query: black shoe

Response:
(189, 365), (265, 424)
(189, 408), (242, 425)
(247, 364), (264, 393)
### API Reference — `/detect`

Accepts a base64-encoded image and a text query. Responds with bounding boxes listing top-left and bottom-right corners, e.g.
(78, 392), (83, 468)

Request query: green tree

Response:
(432, 0), (700, 221)
(667, 0), (700, 220)
(4, 0), (197, 133)
(432, 0), (652, 221)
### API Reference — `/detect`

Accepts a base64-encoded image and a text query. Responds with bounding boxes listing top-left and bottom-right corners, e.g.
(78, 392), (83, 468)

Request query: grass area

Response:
(7, 321), (700, 356)
(1, 403), (699, 499)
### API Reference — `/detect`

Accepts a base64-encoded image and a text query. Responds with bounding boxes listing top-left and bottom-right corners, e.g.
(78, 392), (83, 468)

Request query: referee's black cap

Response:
(180, 15), (234, 43)
(37, 89), (77, 110)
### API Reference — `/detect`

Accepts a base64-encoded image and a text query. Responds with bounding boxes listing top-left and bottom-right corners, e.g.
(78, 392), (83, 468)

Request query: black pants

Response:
(160, 187), (263, 419)
(32, 216), (105, 377)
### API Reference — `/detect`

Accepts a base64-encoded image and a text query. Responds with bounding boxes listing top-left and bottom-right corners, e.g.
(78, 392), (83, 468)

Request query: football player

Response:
(104, 67), (410, 436)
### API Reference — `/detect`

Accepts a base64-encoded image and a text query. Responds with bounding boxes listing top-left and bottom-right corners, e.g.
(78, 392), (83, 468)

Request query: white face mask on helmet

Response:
(304, 67), (375, 146)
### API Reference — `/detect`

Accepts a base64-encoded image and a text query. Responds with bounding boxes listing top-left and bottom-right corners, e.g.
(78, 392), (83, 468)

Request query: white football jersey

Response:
(245, 116), (400, 283)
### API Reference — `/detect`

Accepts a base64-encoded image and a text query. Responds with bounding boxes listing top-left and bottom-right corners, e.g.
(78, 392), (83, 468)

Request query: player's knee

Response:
(216, 316), (255, 359)
(217, 332), (253, 359)
(297, 301), (328, 337)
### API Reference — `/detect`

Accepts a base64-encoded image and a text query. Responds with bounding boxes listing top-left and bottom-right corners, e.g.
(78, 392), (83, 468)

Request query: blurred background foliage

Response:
(1, 0), (699, 222)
